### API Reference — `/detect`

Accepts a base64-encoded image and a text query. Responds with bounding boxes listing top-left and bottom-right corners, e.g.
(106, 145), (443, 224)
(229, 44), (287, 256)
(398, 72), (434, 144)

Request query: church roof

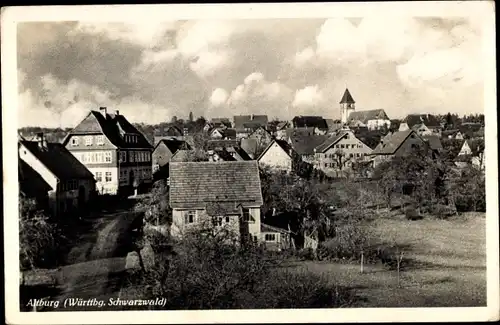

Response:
(340, 88), (355, 104)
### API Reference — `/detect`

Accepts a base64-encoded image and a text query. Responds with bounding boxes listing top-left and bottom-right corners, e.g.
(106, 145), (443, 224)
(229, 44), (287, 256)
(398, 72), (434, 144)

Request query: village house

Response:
(456, 139), (485, 170)
(274, 121), (291, 139)
(458, 123), (484, 139)
(19, 135), (96, 216)
(399, 114), (441, 136)
(325, 119), (342, 134)
(19, 158), (52, 210)
(260, 223), (293, 251)
(347, 109), (391, 130)
(207, 148), (237, 162)
(63, 107), (153, 195)
(441, 129), (464, 140)
(247, 126), (273, 147)
(286, 130), (328, 165)
(209, 127), (237, 140)
(257, 139), (297, 172)
(370, 129), (428, 167)
(169, 161), (263, 243)
(153, 125), (184, 144)
(422, 135), (444, 153)
(233, 114), (269, 139)
(225, 146), (252, 161)
(152, 139), (191, 173)
(291, 116), (329, 135)
(210, 117), (233, 129)
(313, 128), (373, 177)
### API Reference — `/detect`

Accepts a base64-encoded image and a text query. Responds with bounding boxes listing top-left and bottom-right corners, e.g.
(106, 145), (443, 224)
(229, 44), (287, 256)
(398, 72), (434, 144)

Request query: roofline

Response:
(257, 139), (291, 161)
(374, 130), (421, 155)
(19, 142), (61, 181)
(316, 131), (348, 153)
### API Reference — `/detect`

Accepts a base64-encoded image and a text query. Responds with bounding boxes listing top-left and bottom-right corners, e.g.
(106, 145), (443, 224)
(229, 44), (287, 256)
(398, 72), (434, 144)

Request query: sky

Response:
(17, 16), (484, 128)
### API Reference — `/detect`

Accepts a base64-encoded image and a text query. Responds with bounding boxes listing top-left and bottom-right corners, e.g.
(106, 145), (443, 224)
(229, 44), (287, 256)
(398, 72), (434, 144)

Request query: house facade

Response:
(257, 139), (295, 172)
(19, 136), (96, 216)
(169, 161), (263, 243)
(233, 115), (269, 139)
(152, 139), (190, 172)
(370, 130), (427, 167)
(399, 114), (441, 136)
(313, 129), (373, 177)
(347, 109), (391, 130)
(63, 107), (153, 195)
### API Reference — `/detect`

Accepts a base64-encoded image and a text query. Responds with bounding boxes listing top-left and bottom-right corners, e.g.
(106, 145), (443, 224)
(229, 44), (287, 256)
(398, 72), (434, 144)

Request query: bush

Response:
(122, 225), (357, 309)
(431, 204), (457, 219)
(404, 205), (422, 220)
(316, 222), (371, 262)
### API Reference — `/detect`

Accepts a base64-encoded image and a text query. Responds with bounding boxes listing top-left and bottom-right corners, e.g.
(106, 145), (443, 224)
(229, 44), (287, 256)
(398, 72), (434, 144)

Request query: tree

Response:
(171, 116), (178, 123)
(331, 149), (354, 178)
(189, 111), (194, 122)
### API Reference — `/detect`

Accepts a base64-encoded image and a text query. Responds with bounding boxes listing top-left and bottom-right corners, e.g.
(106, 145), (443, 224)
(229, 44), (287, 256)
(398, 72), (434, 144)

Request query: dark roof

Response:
(158, 125), (183, 137)
(292, 116), (328, 129)
(19, 158), (53, 197)
(459, 123), (483, 138)
(257, 139), (294, 161)
(66, 110), (152, 149)
(20, 140), (95, 180)
(169, 161), (263, 209)
(155, 139), (191, 153)
(347, 109), (390, 124)
(276, 121), (290, 130)
(402, 114), (440, 128)
(371, 130), (421, 155)
(211, 118), (232, 128)
(226, 146), (252, 161)
(441, 129), (462, 137)
(422, 135), (443, 151)
(324, 119), (341, 131)
(315, 130), (350, 153)
(285, 127), (315, 139)
(206, 139), (239, 150)
(240, 138), (258, 156)
(289, 134), (328, 155)
(212, 128), (236, 139)
(234, 115), (268, 130)
(340, 88), (355, 104)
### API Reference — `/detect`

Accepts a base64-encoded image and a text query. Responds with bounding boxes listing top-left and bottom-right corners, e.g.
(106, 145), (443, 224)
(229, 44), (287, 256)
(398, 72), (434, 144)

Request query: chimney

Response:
(99, 107), (107, 117)
(251, 114), (254, 120)
(115, 109), (120, 115)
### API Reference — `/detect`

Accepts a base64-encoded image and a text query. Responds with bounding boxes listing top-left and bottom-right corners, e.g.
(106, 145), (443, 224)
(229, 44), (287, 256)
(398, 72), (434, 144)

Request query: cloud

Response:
(292, 85), (324, 108)
(210, 73), (293, 119)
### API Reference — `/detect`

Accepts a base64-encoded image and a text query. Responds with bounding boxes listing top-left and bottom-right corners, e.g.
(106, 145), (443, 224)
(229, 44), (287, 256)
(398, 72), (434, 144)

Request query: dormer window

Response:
(84, 136), (93, 146)
(71, 137), (79, 146)
(96, 135), (104, 146)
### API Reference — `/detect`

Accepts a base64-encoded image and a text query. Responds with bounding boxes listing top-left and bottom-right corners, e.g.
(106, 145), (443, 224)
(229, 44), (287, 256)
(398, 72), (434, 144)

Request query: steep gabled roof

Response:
(19, 158), (53, 197)
(371, 130), (422, 155)
(211, 118), (232, 128)
(467, 139), (485, 156)
(340, 88), (355, 104)
(234, 115), (268, 130)
(257, 139), (295, 161)
(169, 161), (263, 209)
(347, 109), (390, 124)
(292, 116), (328, 129)
(66, 110), (152, 149)
(289, 134), (329, 155)
(402, 114), (441, 128)
(206, 139), (239, 150)
(155, 139), (191, 154)
(314, 130), (350, 153)
(20, 140), (95, 180)
(422, 135), (443, 151)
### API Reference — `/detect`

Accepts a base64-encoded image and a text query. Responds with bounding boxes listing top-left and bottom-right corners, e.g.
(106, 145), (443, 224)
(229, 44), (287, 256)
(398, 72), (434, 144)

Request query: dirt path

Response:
(50, 211), (140, 311)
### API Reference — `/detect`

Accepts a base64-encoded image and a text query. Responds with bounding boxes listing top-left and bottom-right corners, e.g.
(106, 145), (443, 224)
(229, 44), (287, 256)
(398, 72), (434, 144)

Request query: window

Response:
(225, 216), (230, 223)
(324, 163), (328, 167)
(185, 211), (196, 224)
(105, 172), (112, 182)
(119, 151), (127, 163)
(349, 153), (353, 158)
(95, 172), (102, 182)
(130, 152), (135, 162)
(105, 151), (112, 163)
(71, 137), (79, 146)
(345, 134), (350, 139)
(242, 208), (254, 223)
(340, 144), (345, 149)
(265, 234), (276, 242)
(213, 216), (223, 227)
(96, 135), (104, 146)
(351, 144), (356, 149)
(85, 136), (93, 146)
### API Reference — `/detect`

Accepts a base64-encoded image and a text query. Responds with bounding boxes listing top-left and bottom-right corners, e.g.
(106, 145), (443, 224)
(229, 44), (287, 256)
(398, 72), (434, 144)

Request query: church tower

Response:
(340, 88), (355, 125)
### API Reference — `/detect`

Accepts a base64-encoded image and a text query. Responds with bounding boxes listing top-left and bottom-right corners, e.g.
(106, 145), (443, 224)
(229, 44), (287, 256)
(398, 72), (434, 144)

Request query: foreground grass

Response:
(289, 213), (486, 307)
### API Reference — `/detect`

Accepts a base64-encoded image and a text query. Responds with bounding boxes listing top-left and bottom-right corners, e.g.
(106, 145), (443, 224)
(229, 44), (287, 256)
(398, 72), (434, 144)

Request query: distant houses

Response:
(347, 109), (391, 130)
(370, 129), (429, 166)
(233, 114), (269, 139)
(169, 161), (263, 243)
(456, 139), (485, 170)
(62, 107), (153, 195)
(399, 114), (441, 136)
(19, 135), (96, 216)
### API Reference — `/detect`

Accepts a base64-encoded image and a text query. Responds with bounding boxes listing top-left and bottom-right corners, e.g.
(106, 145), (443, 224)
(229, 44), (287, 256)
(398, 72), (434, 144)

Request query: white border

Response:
(2, 2), (498, 324)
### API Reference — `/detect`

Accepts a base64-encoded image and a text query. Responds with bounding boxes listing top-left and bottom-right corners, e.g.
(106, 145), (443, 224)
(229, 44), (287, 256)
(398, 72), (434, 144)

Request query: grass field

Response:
(288, 213), (486, 307)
